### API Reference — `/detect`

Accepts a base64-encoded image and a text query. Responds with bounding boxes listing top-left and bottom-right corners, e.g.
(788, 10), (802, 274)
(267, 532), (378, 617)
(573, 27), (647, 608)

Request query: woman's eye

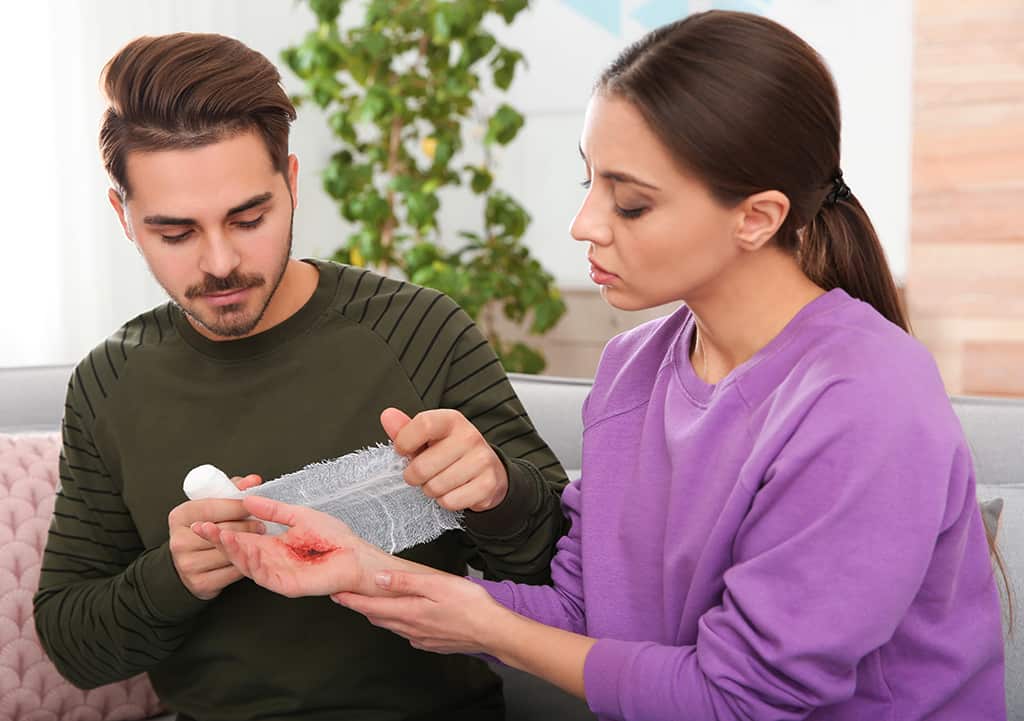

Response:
(578, 176), (646, 218)
(615, 206), (646, 219)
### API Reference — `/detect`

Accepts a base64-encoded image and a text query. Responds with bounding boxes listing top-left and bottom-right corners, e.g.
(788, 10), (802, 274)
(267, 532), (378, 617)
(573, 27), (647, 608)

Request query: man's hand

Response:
(193, 495), (395, 598)
(381, 408), (509, 512)
(167, 474), (263, 600)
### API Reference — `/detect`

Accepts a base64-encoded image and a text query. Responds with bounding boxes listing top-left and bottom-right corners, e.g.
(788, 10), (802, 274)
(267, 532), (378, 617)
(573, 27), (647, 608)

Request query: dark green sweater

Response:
(34, 259), (569, 721)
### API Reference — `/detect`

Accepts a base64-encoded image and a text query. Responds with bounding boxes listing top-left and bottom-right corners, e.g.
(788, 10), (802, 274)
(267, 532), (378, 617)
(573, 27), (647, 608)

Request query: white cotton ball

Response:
(183, 464), (243, 500)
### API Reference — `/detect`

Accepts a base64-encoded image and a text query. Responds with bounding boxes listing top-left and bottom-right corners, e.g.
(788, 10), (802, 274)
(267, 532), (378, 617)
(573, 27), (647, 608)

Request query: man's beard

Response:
(167, 218), (293, 338)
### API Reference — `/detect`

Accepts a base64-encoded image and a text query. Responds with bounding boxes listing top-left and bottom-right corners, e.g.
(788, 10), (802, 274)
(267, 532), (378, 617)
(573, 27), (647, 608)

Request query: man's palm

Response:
(196, 496), (369, 598)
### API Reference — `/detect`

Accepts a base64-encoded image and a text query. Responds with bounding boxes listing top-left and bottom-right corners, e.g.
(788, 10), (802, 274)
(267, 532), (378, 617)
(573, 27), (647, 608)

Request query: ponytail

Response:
(803, 189), (1016, 630)
(990, 531), (1016, 635)
(800, 191), (910, 333)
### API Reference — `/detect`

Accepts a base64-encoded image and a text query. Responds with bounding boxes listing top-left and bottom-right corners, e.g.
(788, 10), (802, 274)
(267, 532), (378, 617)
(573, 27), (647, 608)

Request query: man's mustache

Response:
(184, 272), (265, 299)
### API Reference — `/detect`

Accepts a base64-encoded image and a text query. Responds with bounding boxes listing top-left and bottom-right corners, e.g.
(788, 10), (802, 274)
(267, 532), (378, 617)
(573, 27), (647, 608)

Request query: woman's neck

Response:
(687, 247), (825, 385)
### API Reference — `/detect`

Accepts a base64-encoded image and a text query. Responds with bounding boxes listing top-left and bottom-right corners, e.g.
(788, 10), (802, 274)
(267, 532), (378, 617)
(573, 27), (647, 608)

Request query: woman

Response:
(196, 11), (1006, 720)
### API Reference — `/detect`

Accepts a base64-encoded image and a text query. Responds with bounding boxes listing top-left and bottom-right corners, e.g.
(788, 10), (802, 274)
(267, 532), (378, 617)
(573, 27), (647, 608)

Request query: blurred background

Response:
(0, 0), (1020, 396)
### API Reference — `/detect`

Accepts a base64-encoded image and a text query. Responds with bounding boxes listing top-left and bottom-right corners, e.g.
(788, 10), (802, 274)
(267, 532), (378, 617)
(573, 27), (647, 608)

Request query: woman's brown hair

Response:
(598, 10), (908, 330)
(99, 33), (296, 199)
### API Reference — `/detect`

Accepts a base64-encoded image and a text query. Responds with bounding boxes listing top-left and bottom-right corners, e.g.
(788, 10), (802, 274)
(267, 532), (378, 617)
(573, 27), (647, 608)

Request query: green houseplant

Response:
(283, 0), (566, 373)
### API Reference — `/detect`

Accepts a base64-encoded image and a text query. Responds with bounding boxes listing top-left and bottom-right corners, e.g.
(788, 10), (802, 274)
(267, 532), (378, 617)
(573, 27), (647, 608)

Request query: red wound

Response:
(281, 535), (341, 563)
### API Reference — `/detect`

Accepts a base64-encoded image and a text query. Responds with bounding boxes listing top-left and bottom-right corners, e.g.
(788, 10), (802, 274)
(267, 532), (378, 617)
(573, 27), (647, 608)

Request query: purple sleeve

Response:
(583, 378), (971, 720)
(473, 478), (587, 634)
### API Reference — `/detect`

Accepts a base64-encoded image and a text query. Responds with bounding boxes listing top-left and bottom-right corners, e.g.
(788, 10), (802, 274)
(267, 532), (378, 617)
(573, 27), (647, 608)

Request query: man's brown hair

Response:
(99, 33), (297, 199)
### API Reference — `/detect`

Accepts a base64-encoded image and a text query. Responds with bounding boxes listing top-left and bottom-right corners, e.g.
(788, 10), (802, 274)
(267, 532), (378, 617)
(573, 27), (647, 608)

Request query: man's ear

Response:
(287, 154), (299, 209)
(734, 190), (790, 251)
(108, 187), (134, 242)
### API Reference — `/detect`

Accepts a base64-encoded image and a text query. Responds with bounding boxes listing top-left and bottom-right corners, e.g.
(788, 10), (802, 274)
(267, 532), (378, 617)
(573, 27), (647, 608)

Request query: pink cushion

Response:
(0, 433), (163, 720)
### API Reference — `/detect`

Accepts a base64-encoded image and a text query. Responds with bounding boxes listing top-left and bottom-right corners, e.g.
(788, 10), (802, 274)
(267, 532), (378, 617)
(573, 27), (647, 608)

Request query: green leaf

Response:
(485, 104), (525, 145)
(328, 111), (356, 142)
(362, 31), (388, 59)
(308, 0), (343, 23)
(500, 341), (546, 374)
(406, 242), (442, 271)
(496, 0), (529, 24)
(490, 48), (524, 91)
(468, 167), (493, 194)
(433, 7), (452, 43)
(461, 32), (497, 66)
(530, 292), (566, 334)
(358, 85), (393, 121)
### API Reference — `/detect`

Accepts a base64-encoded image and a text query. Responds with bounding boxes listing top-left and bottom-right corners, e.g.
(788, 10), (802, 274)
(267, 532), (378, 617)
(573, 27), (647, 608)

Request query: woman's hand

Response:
(193, 495), (387, 598)
(333, 570), (508, 655)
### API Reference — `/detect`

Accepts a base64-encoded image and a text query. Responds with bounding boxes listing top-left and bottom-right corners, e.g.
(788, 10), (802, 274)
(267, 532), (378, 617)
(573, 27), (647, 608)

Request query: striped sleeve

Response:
(33, 346), (207, 689)
(439, 309), (571, 584)
(338, 265), (570, 584)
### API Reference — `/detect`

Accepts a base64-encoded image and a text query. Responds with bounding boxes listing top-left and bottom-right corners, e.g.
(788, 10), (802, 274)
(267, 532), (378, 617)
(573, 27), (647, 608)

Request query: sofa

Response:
(0, 365), (1020, 720)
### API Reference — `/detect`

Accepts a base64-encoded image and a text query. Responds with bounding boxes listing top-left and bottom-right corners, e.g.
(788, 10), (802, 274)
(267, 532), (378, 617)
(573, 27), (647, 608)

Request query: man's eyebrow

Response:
(143, 192), (274, 226)
(578, 144), (660, 191)
(227, 192), (273, 217)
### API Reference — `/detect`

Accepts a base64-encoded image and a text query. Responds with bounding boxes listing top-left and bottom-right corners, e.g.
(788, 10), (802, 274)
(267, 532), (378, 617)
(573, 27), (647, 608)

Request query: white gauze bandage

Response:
(182, 443), (464, 553)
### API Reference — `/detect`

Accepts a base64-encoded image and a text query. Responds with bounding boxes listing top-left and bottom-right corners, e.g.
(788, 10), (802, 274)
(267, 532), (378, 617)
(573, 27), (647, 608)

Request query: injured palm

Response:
(183, 444), (463, 553)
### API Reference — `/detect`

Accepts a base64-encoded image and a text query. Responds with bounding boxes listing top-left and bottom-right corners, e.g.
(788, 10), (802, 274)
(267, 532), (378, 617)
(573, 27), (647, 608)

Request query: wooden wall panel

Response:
(906, 0), (1023, 396)
(521, 1), (1024, 396)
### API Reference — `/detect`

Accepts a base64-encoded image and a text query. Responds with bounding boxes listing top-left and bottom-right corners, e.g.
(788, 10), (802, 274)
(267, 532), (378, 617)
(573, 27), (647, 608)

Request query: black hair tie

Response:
(824, 170), (852, 206)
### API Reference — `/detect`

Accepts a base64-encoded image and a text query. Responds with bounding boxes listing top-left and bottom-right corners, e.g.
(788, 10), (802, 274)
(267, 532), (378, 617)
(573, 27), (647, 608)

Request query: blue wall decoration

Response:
(562, 0), (771, 36)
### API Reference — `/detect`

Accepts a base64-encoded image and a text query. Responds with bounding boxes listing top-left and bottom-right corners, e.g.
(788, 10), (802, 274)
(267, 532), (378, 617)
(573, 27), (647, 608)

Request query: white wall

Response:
(0, 0), (911, 367)
(462, 0), (914, 288)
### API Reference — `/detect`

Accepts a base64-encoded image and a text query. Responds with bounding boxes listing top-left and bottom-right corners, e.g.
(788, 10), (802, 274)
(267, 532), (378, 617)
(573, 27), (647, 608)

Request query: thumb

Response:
(375, 569), (436, 597)
(380, 407), (412, 443)
(242, 496), (305, 527)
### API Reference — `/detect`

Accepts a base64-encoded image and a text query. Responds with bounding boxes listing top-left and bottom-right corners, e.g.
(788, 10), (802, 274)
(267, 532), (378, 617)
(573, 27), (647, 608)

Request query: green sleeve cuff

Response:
(135, 542), (211, 625)
(462, 445), (542, 540)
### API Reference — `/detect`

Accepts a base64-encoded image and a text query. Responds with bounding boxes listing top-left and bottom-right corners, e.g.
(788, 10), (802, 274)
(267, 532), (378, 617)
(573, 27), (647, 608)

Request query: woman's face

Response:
(571, 93), (742, 311)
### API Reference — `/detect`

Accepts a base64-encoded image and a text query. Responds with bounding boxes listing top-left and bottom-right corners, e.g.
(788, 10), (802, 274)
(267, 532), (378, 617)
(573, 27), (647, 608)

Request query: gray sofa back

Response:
(1, 365), (1020, 718)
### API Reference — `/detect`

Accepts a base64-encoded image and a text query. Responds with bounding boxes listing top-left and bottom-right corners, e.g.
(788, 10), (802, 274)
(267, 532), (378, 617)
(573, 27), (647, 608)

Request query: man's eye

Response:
(580, 179), (592, 189)
(162, 230), (193, 243)
(237, 215), (265, 229)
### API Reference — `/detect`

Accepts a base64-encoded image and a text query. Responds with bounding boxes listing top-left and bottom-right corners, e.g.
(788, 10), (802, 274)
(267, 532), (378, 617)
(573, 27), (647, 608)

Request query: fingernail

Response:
(375, 572), (392, 588)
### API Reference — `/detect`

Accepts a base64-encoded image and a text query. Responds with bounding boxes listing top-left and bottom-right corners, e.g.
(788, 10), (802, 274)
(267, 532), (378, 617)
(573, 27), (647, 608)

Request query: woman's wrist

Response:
(472, 598), (524, 661)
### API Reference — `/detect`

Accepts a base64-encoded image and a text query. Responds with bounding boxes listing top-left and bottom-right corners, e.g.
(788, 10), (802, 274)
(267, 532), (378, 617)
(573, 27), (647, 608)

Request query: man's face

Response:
(110, 130), (298, 339)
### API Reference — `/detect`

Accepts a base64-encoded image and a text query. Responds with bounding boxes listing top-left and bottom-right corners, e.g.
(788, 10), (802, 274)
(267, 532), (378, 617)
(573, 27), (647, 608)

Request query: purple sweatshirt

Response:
(480, 290), (1005, 720)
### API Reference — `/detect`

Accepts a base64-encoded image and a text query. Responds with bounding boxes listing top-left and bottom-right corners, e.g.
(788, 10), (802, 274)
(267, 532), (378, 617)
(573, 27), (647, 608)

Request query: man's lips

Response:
(201, 288), (250, 306)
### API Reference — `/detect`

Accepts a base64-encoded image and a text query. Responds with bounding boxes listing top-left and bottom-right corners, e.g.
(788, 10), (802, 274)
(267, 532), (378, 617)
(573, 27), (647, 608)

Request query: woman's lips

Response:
(588, 259), (619, 286)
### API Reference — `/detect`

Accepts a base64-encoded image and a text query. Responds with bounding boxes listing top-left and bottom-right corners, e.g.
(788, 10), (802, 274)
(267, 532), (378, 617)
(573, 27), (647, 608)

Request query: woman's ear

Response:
(734, 190), (790, 251)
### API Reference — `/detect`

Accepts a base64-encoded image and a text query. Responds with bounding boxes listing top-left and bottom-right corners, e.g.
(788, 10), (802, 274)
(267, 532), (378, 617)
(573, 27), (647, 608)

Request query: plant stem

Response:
(381, 113), (402, 272)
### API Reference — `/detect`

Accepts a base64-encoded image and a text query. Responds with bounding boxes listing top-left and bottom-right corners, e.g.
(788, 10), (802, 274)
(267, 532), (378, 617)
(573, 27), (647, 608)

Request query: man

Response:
(33, 32), (568, 721)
